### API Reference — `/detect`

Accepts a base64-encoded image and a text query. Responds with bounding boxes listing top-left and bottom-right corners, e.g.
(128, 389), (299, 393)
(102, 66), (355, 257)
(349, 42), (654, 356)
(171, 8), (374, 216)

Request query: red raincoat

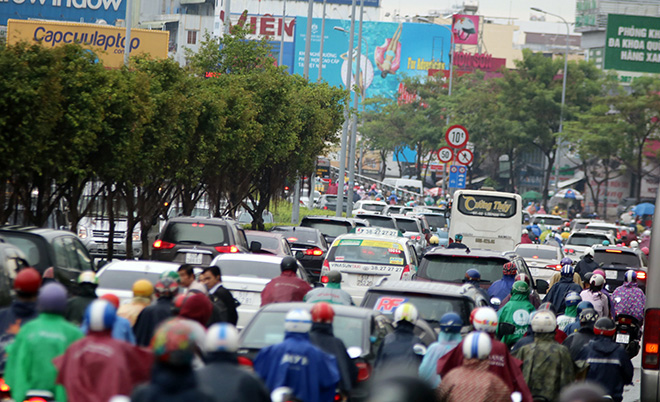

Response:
(54, 332), (153, 402)
(260, 271), (312, 307)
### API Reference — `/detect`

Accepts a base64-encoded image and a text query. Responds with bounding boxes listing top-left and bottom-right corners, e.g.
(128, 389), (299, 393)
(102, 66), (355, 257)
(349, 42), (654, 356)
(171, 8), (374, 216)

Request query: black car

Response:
(152, 216), (253, 265)
(592, 245), (647, 291)
(314, 194), (350, 212)
(300, 216), (357, 244)
(270, 226), (328, 281)
(356, 214), (398, 230)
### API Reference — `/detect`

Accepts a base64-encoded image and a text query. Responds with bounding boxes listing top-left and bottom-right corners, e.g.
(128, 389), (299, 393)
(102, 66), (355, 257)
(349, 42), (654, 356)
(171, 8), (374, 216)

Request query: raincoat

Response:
(575, 255), (599, 280)
(132, 363), (214, 402)
(304, 284), (354, 305)
(562, 326), (596, 361)
(612, 281), (645, 323)
(309, 322), (357, 394)
(497, 288), (535, 347)
(544, 276), (583, 314)
(577, 336), (633, 402)
(254, 331), (339, 402)
(580, 289), (609, 320)
(81, 314), (136, 344)
(260, 271), (312, 307)
(556, 304), (578, 333)
(436, 358), (511, 402)
(4, 313), (83, 402)
(117, 297), (151, 327)
(133, 297), (174, 346)
(418, 331), (461, 387)
(64, 285), (97, 325)
(54, 331), (153, 402)
(197, 351), (270, 402)
(488, 275), (516, 303)
(0, 300), (38, 372)
(374, 321), (424, 372)
(513, 333), (576, 402)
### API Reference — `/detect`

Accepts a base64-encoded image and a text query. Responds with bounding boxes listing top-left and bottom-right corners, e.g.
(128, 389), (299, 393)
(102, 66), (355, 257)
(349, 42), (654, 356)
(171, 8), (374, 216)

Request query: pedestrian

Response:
(132, 319), (214, 402)
(487, 262), (517, 307)
(261, 256), (312, 306)
(177, 264), (198, 293)
(556, 291), (582, 333)
(117, 279), (154, 327)
(81, 293), (135, 344)
(308, 302), (358, 399)
(5, 283), (83, 402)
(562, 307), (598, 361)
(612, 270), (645, 323)
(436, 331), (511, 402)
(374, 303), (426, 372)
(580, 274), (609, 319)
(197, 323), (270, 402)
(133, 277), (178, 346)
(54, 300), (153, 402)
(497, 280), (535, 347)
(576, 317), (634, 402)
(199, 266), (239, 326)
(304, 271), (354, 305)
(418, 312), (462, 388)
(500, 273), (541, 309)
(564, 301), (595, 335)
(575, 248), (598, 281)
(544, 263), (583, 314)
(0, 268), (41, 372)
(446, 234), (468, 249)
(65, 270), (98, 325)
(513, 310), (576, 402)
(254, 309), (340, 402)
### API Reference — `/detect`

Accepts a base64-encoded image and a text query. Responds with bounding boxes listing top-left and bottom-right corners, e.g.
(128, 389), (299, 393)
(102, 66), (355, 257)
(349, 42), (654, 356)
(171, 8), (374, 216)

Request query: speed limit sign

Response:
(445, 125), (469, 148)
(436, 147), (453, 163)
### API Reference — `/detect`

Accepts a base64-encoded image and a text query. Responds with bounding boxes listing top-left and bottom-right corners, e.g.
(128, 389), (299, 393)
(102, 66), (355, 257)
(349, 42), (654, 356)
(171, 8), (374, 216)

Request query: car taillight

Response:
(637, 271), (647, 280)
(0, 378), (9, 392)
(400, 264), (411, 279)
(323, 260), (330, 269)
(24, 398), (47, 402)
(215, 245), (239, 253)
(564, 248), (574, 254)
(321, 275), (329, 283)
(547, 264), (561, 271)
(305, 248), (324, 256)
(323, 206), (328, 210)
(643, 308), (660, 369)
(356, 361), (372, 382)
(153, 239), (175, 249)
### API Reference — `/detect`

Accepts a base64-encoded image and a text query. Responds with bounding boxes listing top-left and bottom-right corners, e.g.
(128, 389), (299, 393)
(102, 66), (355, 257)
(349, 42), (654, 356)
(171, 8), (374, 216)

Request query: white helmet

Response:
(584, 248), (595, 257)
(472, 307), (498, 333)
(284, 309), (312, 333)
(630, 240), (639, 249)
(531, 310), (557, 333)
(590, 273), (605, 287)
(462, 331), (492, 360)
(204, 323), (240, 353)
(393, 303), (418, 325)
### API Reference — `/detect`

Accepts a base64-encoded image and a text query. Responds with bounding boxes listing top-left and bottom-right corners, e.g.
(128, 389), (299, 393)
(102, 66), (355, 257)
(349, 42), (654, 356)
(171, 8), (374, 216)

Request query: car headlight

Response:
(78, 227), (88, 239)
(132, 230), (141, 241)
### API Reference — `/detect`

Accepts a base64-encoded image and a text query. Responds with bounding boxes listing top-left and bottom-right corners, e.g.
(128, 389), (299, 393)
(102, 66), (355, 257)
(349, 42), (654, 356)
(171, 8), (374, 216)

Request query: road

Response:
(623, 354), (641, 402)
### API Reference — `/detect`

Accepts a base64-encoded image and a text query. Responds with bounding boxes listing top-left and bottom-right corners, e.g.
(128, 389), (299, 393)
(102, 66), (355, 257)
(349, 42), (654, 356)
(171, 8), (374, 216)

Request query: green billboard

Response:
(604, 14), (660, 74)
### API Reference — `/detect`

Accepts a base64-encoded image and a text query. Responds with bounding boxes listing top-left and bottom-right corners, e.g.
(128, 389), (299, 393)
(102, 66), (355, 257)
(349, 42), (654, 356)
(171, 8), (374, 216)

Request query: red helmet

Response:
(515, 273), (531, 287)
(14, 268), (42, 294)
(311, 302), (335, 324)
(100, 293), (120, 309)
(593, 317), (616, 337)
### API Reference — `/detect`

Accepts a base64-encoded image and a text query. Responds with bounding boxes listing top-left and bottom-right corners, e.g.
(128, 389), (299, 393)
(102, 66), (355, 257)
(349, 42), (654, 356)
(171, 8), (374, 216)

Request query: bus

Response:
(448, 189), (522, 252)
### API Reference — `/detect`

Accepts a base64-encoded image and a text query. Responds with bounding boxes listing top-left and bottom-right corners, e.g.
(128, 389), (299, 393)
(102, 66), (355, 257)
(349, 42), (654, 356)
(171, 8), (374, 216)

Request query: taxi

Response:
(320, 227), (419, 304)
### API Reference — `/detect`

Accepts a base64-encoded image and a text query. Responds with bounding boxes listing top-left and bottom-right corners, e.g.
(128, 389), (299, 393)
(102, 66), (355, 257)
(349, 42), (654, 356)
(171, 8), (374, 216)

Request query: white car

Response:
(513, 244), (564, 287)
(96, 260), (182, 303)
(352, 200), (388, 216)
(529, 214), (565, 232)
(564, 229), (617, 257)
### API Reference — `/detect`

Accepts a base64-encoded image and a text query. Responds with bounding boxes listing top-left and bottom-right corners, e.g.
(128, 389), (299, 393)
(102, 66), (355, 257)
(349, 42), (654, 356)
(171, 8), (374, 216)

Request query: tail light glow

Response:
(637, 271), (647, 280)
(304, 248), (324, 256)
(0, 378), (9, 392)
(642, 308), (660, 369)
(356, 361), (372, 382)
(153, 240), (175, 249)
(400, 264), (411, 279)
(215, 245), (239, 253)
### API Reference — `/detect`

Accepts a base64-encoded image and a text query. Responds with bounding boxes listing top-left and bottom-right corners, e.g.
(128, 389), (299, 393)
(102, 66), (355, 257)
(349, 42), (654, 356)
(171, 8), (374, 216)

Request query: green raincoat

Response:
(497, 288), (535, 347)
(5, 313), (83, 402)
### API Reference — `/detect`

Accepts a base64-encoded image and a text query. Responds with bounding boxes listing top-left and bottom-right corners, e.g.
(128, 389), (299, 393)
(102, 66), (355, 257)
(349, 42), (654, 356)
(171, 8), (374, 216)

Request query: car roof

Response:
(245, 231), (285, 239)
(425, 248), (511, 258)
(571, 229), (614, 237)
(301, 216), (354, 224)
(592, 245), (637, 254)
(357, 200), (387, 205)
(271, 226), (320, 234)
(0, 226), (78, 240)
(585, 222), (619, 229)
(165, 216), (236, 224)
(531, 214), (564, 219)
(367, 280), (472, 297)
(257, 302), (376, 318)
(515, 244), (561, 251)
(99, 260), (181, 273)
(213, 253), (285, 264)
(334, 232), (408, 243)
(391, 215), (419, 221)
(356, 213), (395, 219)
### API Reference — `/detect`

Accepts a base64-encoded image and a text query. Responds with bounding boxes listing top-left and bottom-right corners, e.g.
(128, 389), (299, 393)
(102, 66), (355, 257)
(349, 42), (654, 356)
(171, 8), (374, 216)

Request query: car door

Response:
(53, 235), (88, 286)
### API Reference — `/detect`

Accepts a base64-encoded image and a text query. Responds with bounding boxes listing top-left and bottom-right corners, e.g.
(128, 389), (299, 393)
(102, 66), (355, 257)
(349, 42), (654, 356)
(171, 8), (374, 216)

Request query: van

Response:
(381, 178), (424, 197)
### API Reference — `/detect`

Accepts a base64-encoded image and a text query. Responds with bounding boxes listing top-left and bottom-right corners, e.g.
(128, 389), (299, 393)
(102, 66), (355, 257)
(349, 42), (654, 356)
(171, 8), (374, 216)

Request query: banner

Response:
(0, 0), (125, 26)
(452, 14), (479, 45)
(604, 14), (660, 73)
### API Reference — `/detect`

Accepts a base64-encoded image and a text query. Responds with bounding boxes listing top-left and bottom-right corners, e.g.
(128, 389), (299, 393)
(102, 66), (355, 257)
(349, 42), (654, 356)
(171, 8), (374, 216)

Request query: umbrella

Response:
(521, 190), (542, 201)
(553, 188), (584, 200)
(633, 202), (655, 216)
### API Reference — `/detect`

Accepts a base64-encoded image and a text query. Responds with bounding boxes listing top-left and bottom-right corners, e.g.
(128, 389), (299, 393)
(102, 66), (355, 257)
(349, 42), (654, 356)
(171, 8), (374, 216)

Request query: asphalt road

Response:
(623, 354), (641, 402)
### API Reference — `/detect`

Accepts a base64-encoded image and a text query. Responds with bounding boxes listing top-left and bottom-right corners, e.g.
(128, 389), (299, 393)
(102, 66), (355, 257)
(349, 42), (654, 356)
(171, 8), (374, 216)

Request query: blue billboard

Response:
(1, 0), (126, 26)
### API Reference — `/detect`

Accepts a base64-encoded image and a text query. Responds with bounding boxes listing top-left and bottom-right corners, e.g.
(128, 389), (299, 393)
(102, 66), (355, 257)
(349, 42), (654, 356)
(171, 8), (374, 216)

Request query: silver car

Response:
(513, 244), (564, 287)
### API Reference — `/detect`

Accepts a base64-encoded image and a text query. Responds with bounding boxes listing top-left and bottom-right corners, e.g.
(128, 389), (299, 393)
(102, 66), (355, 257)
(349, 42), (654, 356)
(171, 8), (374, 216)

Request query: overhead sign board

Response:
(604, 14), (660, 73)
(445, 125), (469, 148)
(0, 0), (125, 26)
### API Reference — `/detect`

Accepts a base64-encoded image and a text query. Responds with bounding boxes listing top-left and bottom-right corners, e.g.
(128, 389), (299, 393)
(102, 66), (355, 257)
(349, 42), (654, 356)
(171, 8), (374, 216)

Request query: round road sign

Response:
(456, 149), (474, 166)
(436, 147), (453, 163)
(445, 125), (469, 148)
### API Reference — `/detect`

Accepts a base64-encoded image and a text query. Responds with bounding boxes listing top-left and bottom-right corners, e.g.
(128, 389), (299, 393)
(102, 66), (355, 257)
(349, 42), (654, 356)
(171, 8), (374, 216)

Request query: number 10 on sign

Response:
(445, 125), (469, 149)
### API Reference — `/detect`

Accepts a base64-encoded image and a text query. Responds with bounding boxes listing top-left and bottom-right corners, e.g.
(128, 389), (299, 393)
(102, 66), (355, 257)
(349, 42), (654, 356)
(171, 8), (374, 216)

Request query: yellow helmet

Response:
(132, 279), (154, 298)
(429, 235), (440, 245)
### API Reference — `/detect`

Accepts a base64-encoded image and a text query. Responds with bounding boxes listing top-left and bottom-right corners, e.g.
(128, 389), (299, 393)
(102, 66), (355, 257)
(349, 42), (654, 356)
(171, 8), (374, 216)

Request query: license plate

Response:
(185, 253), (203, 264)
(616, 333), (630, 343)
(606, 270), (618, 280)
(356, 274), (374, 287)
(233, 291), (256, 306)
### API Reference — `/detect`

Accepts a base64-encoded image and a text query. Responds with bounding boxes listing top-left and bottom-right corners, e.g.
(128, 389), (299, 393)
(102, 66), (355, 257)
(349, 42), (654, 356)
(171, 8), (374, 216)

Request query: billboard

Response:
(290, 0), (379, 7)
(7, 19), (169, 68)
(604, 14), (660, 74)
(452, 14), (479, 45)
(0, 0), (125, 26)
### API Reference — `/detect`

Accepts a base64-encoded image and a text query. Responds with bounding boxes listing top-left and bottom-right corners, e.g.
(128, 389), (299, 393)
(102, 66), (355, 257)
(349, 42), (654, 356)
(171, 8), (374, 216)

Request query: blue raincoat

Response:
(418, 331), (462, 387)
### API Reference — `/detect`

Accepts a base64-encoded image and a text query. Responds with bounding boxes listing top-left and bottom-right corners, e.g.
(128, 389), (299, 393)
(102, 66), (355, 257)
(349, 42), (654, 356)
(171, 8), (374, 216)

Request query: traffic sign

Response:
(445, 125), (469, 148)
(456, 148), (474, 166)
(436, 147), (453, 163)
(448, 165), (467, 189)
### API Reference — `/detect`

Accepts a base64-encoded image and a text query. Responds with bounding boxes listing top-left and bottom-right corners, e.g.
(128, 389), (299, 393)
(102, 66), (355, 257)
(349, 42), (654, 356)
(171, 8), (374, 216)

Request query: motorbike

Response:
(614, 314), (641, 358)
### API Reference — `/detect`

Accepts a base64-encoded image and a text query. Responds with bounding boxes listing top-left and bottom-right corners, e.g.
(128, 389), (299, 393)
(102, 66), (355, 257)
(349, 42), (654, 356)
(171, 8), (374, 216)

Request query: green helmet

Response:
(78, 271), (98, 285)
(160, 270), (180, 282)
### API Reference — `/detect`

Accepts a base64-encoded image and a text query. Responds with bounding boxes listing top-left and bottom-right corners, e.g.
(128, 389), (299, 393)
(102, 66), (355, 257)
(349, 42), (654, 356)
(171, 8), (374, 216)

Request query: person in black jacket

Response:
(562, 308), (598, 361)
(200, 266), (238, 326)
(64, 271), (98, 325)
(133, 278), (177, 346)
(544, 264), (583, 314)
(575, 248), (599, 281)
(374, 303), (425, 372)
(197, 323), (270, 402)
(309, 302), (358, 398)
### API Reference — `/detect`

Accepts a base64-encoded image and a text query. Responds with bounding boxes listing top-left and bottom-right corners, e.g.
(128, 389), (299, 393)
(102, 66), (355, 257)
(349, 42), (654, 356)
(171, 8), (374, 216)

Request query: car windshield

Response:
(362, 216), (397, 229)
(567, 233), (608, 247)
(98, 270), (162, 290)
(271, 228), (319, 244)
(394, 219), (420, 233)
(386, 206), (402, 214)
(515, 247), (559, 260)
(594, 251), (641, 268)
(300, 221), (351, 237)
(245, 235), (280, 251)
(419, 255), (509, 284)
(215, 260), (281, 279)
(162, 222), (227, 245)
(573, 221), (590, 230)
(361, 204), (386, 212)
(241, 311), (366, 349)
(362, 292), (472, 325)
(322, 195), (338, 204)
(534, 216), (564, 226)
(422, 214), (447, 230)
(329, 239), (407, 266)
(586, 225), (617, 237)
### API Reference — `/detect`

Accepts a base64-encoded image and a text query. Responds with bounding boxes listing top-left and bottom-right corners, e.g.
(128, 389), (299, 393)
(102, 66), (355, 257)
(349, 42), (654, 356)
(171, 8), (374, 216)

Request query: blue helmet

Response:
(560, 257), (573, 266)
(465, 269), (480, 282)
(560, 264), (574, 277)
(84, 299), (117, 332)
(624, 270), (637, 283)
(565, 291), (581, 307)
(439, 312), (463, 333)
(576, 300), (594, 316)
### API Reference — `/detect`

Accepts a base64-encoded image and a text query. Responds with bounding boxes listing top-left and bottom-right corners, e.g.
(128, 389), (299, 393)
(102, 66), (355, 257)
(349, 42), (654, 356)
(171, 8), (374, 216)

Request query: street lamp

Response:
(531, 7), (569, 193)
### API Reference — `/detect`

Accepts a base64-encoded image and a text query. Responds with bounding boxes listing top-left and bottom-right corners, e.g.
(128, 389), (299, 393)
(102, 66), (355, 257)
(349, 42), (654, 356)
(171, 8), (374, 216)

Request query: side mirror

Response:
(498, 322), (515, 336)
(295, 250), (304, 259)
(423, 228), (430, 234)
(249, 241), (262, 253)
(536, 279), (549, 294)
(490, 297), (501, 308)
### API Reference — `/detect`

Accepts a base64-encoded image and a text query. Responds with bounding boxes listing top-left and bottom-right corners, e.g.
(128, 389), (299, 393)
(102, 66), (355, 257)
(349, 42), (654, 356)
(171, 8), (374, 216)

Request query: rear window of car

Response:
(98, 270), (162, 290)
(394, 218), (420, 233)
(594, 250), (641, 268)
(270, 228), (319, 244)
(362, 292), (472, 325)
(360, 204), (386, 213)
(245, 234), (280, 251)
(567, 233), (608, 247)
(214, 260), (281, 279)
(586, 225), (618, 237)
(421, 214), (447, 230)
(162, 222), (227, 245)
(418, 255), (509, 284)
(328, 239), (407, 266)
(0, 234), (47, 271)
(323, 195), (337, 203)
(300, 220), (352, 238)
(533, 216), (564, 226)
(515, 247), (559, 260)
(361, 216), (397, 229)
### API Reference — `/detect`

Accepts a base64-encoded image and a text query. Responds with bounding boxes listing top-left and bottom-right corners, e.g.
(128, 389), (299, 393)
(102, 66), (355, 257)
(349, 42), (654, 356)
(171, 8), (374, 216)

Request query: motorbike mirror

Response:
(490, 297), (501, 308)
(498, 322), (515, 336)
(271, 387), (298, 402)
(536, 279), (549, 294)
(347, 346), (363, 359)
(412, 343), (427, 356)
(294, 250), (304, 260)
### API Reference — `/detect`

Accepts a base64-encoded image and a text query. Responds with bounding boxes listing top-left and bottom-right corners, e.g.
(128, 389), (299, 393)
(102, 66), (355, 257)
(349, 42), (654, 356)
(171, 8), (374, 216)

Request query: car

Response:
(210, 254), (311, 329)
(360, 280), (489, 335)
(244, 231), (293, 257)
(0, 226), (95, 291)
(563, 229), (617, 257)
(314, 194), (349, 212)
(410, 212), (449, 247)
(151, 216), (253, 265)
(236, 210), (274, 225)
(269, 226), (328, 281)
(352, 200), (388, 216)
(530, 214), (566, 231)
(391, 215), (428, 251)
(584, 222), (634, 245)
(382, 205), (404, 216)
(300, 216), (356, 244)
(568, 218), (598, 232)
(96, 260), (182, 303)
(592, 245), (647, 292)
(346, 217), (370, 228)
(512, 243), (564, 286)
(0, 239), (30, 307)
(416, 248), (548, 294)
(356, 214), (398, 230)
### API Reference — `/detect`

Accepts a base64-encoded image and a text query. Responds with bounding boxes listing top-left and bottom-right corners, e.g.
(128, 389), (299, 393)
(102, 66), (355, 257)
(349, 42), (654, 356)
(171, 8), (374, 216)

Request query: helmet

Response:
(584, 248), (595, 258)
(429, 236), (439, 245)
(84, 299), (116, 332)
(512, 280), (529, 295)
(465, 269), (480, 282)
(462, 331), (492, 360)
(630, 240), (639, 248)
(515, 273), (531, 287)
(593, 269), (605, 277)
(14, 268), (42, 294)
(155, 277), (179, 298)
(502, 262), (516, 276)
(522, 229), (528, 234)
(100, 293), (120, 309)
(326, 270), (342, 284)
(602, 240), (610, 246)
(284, 309), (312, 333)
(78, 271), (98, 285)
(538, 302), (557, 315)
(472, 307), (498, 333)
(151, 318), (199, 366)
(590, 274), (605, 288)
(160, 270), (180, 282)
(132, 279), (154, 298)
(393, 303), (418, 325)
(593, 317), (616, 337)
(281, 256), (298, 272)
(564, 291), (581, 307)
(642, 246), (650, 255)
(173, 293), (187, 312)
(311, 302), (335, 324)
(624, 270), (637, 283)
(204, 323), (240, 353)
(576, 300), (594, 315)
(531, 310), (556, 333)
(579, 308), (598, 324)
(560, 257), (573, 265)
(439, 312), (463, 333)
(560, 264), (574, 276)
(455, 234), (463, 241)
(38, 282), (68, 314)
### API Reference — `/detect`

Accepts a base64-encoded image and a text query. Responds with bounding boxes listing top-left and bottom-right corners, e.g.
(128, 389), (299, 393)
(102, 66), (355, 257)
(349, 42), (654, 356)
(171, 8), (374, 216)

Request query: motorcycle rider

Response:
(575, 248), (599, 281)
(580, 274), (609, 319)
(304, 271), (354, 305)
(562, 307), (599, 361)
(117, 279), (154, 327)
(81, 293), (135, 344)
(418, 312), (463, 387)
(500, 273), (541, 309)
(374, 303), (425, 372)
(612, 270), (645, 324)
(463, 269), (489, 301)
(447, 234), (468, 249)
(556, 291), (582, 333)
(133, 277), (178, 346)
(65, 271), (98, 325)
(564, 300), (595, 334)
(497, 280), (536, 347)
(261, 257), (312, 307)
(487, 262), (517, 307)
(544, 263), (583, 314)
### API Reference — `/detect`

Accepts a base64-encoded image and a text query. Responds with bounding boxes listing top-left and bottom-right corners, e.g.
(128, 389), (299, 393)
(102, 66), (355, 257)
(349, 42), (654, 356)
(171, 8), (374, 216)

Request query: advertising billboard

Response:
(452, 14), (479, 45)
(0, 0), (125, 27)
(291, 0), (379, 6)
(7, 19), (169, 68)
(604, 14), (660, 74)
